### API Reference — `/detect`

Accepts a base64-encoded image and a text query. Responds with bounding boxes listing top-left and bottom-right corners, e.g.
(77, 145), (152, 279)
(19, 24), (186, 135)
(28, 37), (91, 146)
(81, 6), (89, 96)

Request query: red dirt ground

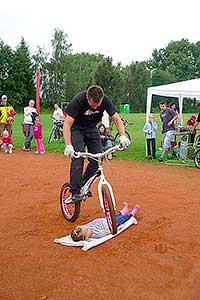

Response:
(0, 150), (200, 300)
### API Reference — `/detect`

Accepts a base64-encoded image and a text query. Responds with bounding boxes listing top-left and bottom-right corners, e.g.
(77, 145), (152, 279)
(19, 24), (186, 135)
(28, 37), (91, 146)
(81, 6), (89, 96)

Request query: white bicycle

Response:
(60, 145), (123, 235)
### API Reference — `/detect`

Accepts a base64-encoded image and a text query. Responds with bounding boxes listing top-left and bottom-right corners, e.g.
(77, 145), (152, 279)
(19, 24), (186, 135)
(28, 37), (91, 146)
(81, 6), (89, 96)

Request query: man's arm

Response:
(191, 120), (199, 132)
(167, 114), (178, 126)
(63, 115), (75, 145)
(111, 113), (125, 136)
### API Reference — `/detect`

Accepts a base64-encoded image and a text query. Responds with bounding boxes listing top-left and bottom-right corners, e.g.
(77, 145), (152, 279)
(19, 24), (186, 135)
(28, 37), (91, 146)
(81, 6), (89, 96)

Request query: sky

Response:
(1, 0), (200, 66)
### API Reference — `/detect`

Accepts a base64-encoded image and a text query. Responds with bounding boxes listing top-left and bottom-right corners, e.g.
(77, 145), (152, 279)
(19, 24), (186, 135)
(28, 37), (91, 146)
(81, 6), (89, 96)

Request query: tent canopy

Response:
(146, 78), (200, 125)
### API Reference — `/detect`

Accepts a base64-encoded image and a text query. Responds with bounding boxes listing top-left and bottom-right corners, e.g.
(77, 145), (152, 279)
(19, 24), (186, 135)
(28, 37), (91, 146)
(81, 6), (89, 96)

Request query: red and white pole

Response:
(36, 70), (40, 115)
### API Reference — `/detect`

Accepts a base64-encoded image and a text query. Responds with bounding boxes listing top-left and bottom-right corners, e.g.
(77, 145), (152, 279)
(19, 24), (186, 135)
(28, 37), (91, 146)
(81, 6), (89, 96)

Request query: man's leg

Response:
(82, 127), (102, 185)
(0, 123), (6, 137)
(70, 128), (85, 196)
(5, 124), (12, 136)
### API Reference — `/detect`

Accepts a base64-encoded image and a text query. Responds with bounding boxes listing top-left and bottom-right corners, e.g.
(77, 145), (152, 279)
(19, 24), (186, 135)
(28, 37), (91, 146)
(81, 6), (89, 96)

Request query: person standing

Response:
(23, 100), (37, 151)
(63, 85), (130, 202)
(0, 95), (16, 137)
(52, 104), (64, 121)
(33, 116), (45, 154)
(159, 102), (178, 161)
(143, 114), (157, 159)
(191, 102), (200, 133)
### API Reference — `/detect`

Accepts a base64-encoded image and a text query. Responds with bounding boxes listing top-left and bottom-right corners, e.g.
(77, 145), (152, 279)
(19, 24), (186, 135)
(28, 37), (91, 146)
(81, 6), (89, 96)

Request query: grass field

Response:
(11, 112), (194, 162)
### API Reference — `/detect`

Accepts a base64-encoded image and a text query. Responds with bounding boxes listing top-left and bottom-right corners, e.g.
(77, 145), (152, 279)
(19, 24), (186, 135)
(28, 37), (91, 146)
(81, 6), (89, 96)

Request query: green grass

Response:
(11, 112), (193, 162)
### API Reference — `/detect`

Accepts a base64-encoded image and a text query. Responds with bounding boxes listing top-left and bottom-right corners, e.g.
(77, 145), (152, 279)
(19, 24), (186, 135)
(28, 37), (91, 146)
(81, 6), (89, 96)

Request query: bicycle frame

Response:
(75, 145), (121, 207)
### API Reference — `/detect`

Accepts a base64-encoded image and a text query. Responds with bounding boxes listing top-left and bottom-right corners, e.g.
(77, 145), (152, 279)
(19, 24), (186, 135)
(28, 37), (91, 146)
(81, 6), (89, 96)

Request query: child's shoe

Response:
(119, 202), (129, 216)
(40, 152), (45, 154)
(34, 151), (39, 154)
(130, 204), (141, 216)
(9, 149), (12, 154)
(5, 150), (8, 154)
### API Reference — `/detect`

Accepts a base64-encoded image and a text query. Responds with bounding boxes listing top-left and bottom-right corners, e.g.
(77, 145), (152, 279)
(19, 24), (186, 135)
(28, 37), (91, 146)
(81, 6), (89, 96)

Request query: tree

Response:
(10, 37), (35, 108)
(0, 39), (14, 98)
(43, 28), (72, 106)
(125, 61), (151, 112)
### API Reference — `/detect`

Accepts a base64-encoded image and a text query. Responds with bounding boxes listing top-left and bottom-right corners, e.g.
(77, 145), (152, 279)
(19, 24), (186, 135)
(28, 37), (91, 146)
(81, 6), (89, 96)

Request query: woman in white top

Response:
(23, 100), (37, 151)
(52, 104), (64, 122)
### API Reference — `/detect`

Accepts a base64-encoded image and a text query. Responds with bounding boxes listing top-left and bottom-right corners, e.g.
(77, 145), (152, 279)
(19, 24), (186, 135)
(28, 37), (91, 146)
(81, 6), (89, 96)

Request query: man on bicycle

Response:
(63, 85), (130, 203)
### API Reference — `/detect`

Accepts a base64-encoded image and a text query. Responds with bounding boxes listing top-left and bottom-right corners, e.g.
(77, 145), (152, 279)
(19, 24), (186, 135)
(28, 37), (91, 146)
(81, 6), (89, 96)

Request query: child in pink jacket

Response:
(33, 116), (45, 154)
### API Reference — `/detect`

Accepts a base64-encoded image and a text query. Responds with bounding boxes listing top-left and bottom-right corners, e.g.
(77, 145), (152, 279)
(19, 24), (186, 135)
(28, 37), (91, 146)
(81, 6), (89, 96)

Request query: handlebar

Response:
(74, 144), (124, 159)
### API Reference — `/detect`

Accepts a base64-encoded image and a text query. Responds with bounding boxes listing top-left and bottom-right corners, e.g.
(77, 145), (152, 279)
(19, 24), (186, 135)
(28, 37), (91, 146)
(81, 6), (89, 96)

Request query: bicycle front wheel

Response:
(60, 183), (80, 222)
(194, 149), (200, 169)
(101, 185), (117, 235)
(114, 131), (131, 145)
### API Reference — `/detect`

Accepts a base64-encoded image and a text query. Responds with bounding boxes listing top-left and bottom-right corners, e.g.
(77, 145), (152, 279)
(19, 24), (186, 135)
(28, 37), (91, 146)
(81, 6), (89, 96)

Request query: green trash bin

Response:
(119, 104), (125, 113)
(124, 104), (130, 114)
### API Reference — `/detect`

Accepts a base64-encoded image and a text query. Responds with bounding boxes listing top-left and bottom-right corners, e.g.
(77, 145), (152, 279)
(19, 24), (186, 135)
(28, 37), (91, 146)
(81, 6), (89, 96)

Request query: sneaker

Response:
(34, 151), (39, 154)
(159, 157), (163, 162)
(72, 194), (83, 203)
(40, 152), (45, 154)
(168, 155), (173, 160)
(5, 150), (8, 154)
(147, 155), (153, 159)
(87, 190), (93, 197)
(8, 149), (12, 154)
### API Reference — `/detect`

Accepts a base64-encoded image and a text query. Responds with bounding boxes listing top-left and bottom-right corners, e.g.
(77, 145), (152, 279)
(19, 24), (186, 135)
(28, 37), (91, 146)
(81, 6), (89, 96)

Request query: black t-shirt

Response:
(197, 112), (200, 122)
(65, 91), (117, 128)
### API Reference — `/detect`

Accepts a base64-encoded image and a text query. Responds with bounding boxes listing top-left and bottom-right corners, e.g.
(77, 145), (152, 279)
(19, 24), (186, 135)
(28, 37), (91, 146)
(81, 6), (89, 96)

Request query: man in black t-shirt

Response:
(63, 85), (130, 202)
(191, 102), (200, 133)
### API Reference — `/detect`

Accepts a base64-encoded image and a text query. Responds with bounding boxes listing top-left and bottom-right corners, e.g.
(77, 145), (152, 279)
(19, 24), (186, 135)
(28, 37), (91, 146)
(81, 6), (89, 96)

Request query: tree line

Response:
(1, 28), (200, 112)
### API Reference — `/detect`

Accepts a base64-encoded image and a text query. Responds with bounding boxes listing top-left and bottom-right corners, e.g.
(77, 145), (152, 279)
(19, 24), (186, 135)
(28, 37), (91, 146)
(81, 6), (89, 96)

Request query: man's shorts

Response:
(163, 130), (175, 149)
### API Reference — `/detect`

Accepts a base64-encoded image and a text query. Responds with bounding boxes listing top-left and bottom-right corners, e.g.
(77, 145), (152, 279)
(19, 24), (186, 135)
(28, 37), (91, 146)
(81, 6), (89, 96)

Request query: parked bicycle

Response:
(48, 117), (63, 144)
(60, 145), (124, 235)
(194, 134), (200, 168)
(114, 118), (133, 145)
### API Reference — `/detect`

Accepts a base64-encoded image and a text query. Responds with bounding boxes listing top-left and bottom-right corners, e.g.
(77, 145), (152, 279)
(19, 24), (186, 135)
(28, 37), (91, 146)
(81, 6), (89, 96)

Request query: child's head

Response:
(71, 225), (90, 242)
(3, 130), (9, 137)
(148, 114), (154, 121)
(98, 124), (106, 134)
(34, 116), (40, 124)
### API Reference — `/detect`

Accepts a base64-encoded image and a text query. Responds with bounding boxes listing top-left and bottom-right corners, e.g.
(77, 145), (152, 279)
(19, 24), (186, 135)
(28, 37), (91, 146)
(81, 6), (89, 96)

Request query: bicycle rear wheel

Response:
(60, 183), (80, 222)
(48, 128), (56, 144)
(114, 131), (131, 145)
(101, 185), (117, 235)
(194, 149), (200, 169)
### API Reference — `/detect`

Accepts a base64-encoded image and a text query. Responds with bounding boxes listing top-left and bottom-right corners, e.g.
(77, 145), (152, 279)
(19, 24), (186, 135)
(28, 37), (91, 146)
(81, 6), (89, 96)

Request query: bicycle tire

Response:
(48, 128), (56, 144)
(114, 131), (131, 145)
(194, 149), (200, 169)
(101, 184), (117, 235)
(60, 183), (81, 222)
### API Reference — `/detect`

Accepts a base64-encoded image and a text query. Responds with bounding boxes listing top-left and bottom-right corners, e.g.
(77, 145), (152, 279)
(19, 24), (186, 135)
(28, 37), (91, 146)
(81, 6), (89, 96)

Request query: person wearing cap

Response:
(187, 114), (196, 145)
(0, 95), (16, 137)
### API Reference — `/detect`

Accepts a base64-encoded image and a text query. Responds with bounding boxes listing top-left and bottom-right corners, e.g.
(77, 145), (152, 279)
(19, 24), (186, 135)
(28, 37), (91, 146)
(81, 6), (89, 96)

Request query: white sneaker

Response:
(40, 152), (45, 154)
(34, 151), (39, 154)
(5, 150), (8, 154)
(9, 149), (12, 154)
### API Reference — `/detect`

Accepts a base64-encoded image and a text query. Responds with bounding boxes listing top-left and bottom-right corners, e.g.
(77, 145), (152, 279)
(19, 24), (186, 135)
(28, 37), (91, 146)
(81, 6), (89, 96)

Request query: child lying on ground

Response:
(71, 202), (141, 241)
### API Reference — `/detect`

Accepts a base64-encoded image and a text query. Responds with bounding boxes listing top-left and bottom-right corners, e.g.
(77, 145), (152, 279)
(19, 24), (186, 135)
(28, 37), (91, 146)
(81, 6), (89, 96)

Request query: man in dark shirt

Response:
(159, 101), (178, 162)
(191, 102), (200, 133)
(63, 85), (130, 202)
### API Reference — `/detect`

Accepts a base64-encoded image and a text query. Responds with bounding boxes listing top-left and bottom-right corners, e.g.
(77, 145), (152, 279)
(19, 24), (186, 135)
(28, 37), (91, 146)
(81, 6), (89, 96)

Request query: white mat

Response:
(54, 216), (137, 251)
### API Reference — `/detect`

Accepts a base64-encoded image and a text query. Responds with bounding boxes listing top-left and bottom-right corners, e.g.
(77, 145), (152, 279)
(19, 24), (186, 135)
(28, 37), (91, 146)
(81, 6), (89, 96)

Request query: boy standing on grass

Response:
(159, 102), (178, 162)
(143, 114), (157, 159)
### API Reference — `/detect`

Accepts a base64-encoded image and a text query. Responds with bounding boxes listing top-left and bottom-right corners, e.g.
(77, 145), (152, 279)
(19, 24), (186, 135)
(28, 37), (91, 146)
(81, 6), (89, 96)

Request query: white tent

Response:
(146, 78), (200, 125)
